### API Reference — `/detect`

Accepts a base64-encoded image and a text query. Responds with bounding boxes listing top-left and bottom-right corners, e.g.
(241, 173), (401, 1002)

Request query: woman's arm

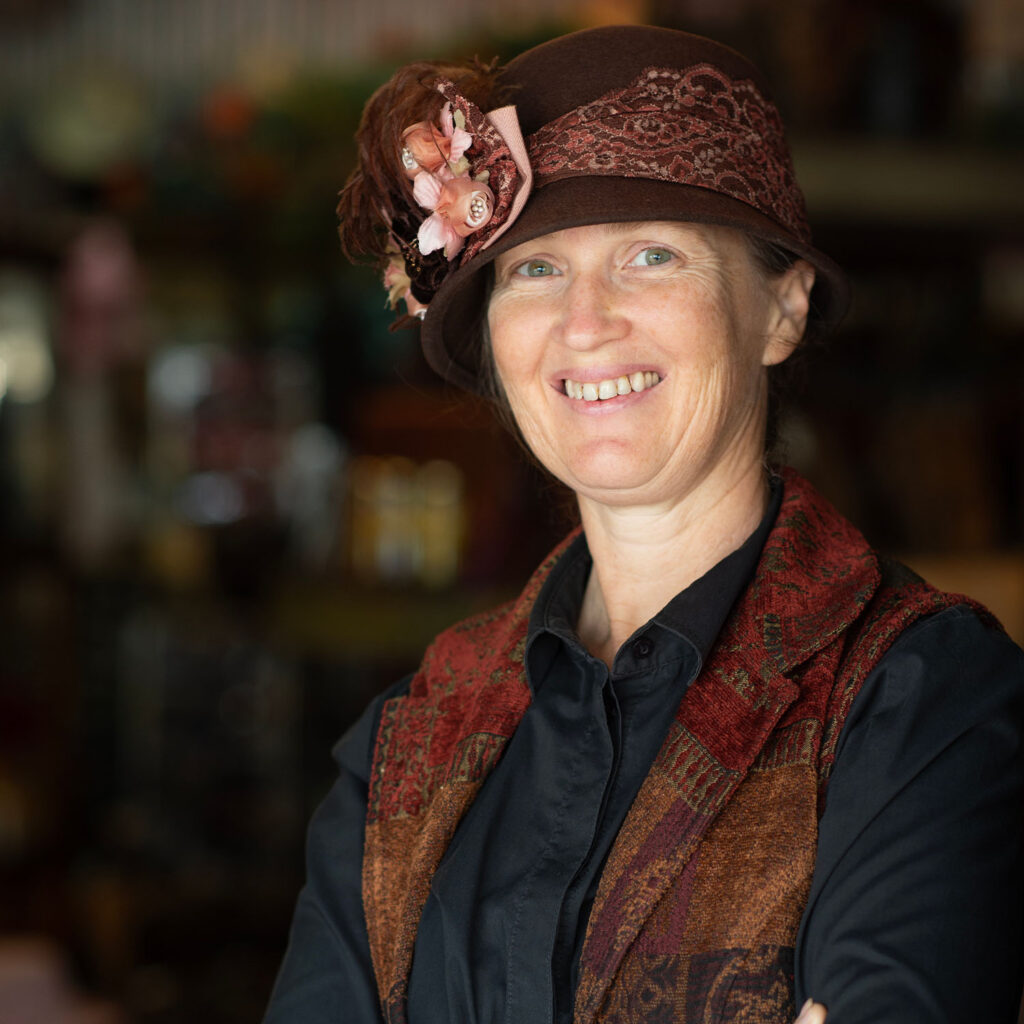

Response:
(263, 678), (411, 1024)
(796, 606), (1024, 1022)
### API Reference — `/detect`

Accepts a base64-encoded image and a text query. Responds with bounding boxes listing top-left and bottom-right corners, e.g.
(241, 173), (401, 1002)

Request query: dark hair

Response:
(747, 235), (799, 277)
(477, 265), (517, 432)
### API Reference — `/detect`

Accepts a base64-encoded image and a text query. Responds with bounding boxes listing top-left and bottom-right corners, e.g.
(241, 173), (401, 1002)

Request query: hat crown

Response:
(488, 24), (809, 247)
(499, 25), (772, 135)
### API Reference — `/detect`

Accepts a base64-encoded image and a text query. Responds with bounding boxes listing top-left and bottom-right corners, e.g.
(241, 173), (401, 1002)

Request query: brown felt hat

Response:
(418, 25), (849, 392)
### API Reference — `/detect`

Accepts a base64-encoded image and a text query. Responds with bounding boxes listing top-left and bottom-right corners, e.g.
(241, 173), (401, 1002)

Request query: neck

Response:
(576, 464), (769, 667)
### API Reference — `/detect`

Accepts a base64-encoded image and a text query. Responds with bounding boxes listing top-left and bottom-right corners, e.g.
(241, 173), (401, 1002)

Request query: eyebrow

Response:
(605, 220), (711, 238)
(607, 221), (656, 233)
(494, 220), (717, 268)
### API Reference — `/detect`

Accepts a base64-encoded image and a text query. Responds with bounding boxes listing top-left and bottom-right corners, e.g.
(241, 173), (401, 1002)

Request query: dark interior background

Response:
(0, 0), (1021, 1020)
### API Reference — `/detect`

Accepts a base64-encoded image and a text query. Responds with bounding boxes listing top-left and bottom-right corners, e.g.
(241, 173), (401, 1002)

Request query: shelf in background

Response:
(269, 582), (515, 662)
(793, 138), (1024, 226)
(902, 549), (1024, 647)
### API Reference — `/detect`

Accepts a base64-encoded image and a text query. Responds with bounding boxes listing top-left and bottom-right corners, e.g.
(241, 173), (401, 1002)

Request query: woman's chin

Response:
(549, 449), (672, 506)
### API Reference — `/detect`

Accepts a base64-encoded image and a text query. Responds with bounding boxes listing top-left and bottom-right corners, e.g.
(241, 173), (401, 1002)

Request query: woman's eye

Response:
(630, 247), (674, 267)
(515, 259), (557, 278)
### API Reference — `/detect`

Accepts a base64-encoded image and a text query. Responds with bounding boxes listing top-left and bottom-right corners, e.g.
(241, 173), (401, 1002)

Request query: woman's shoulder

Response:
(812, 546), (1022, 781)
(331, 534), (584, 784)
(836, 597), (1024, 772)
(409, 596), (525, 696)
(331, 595), (528, 776)
(800, 601), (1024, 1021)
(853, 554), (1020, 698)
(408, 529), (584, 699)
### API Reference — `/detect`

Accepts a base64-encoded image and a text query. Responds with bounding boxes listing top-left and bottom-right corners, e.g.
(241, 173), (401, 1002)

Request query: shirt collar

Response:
(526, 476), (783, 688)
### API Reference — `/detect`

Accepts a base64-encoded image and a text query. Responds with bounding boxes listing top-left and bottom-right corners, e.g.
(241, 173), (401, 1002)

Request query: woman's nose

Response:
(557, 271), (629, 351)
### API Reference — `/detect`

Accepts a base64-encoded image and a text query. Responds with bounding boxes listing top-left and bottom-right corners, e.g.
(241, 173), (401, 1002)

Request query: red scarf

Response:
(363, 469), (967, 1023)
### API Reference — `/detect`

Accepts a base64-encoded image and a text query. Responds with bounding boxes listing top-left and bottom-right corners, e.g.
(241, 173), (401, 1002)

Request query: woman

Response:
(265, 26), (1024, 1024)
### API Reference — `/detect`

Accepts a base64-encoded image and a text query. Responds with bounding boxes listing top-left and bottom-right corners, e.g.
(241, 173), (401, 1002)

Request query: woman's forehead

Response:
(495, 220), (745, 263)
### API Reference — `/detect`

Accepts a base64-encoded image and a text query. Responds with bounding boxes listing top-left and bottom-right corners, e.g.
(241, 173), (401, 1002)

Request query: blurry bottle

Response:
(415, 459), (464, 589)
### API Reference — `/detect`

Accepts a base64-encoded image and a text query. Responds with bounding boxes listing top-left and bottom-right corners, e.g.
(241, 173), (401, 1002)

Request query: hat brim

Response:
(420, 175), (850, 393)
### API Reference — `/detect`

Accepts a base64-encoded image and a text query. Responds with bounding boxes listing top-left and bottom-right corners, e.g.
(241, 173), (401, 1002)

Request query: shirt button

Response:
(632, 636), (654, 659)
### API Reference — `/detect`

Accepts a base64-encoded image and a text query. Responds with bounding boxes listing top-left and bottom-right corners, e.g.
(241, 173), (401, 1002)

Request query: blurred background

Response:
(0, 0), (1021, 1020)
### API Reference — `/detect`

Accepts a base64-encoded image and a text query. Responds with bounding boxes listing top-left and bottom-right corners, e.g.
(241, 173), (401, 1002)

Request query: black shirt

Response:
(264, 486), (1024, 1023)
(408, 482), (780, 1023)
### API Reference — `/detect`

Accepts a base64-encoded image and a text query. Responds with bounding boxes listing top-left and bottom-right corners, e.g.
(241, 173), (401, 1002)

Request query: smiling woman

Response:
(487, 223), (808, 503)
(264, 25), (1024, 1024)
(488, 221), (815, 662)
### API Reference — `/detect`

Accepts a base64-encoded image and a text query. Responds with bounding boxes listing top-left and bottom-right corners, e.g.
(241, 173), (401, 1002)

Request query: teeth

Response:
(564, 372), (661, 402)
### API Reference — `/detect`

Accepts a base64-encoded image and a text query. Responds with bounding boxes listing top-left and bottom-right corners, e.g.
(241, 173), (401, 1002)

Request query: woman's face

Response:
(487, 221), (811, 511)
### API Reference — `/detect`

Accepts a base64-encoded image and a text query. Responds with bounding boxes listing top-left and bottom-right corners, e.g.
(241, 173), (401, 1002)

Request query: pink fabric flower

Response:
(382, 253), (428, 318)
(411, 167), (451, 209)
(378, 82), (527, 319)
(412, 171), (462, 257)
(382, 254), (411, 309)
(439, 103), (472, 163)
(400, 102), (472, 179)
(417, 211), (465, 259)
(437, 176), (494, 237)
(412, 172), (454, 256)
(413, 173), (494, 257)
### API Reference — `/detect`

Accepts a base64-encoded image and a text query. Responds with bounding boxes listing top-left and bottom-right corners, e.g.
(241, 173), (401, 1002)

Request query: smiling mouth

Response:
(563, 371), (661, 402)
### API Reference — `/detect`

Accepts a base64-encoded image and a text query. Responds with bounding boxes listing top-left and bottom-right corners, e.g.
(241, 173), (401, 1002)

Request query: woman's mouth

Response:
(563, 371), (661, 402)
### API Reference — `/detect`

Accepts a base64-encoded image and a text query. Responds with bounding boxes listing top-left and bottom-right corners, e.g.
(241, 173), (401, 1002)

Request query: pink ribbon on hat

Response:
(475, 105), (533, 253)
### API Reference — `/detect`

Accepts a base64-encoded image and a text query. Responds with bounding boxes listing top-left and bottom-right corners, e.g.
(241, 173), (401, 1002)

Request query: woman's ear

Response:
(763, 259), (816, 366)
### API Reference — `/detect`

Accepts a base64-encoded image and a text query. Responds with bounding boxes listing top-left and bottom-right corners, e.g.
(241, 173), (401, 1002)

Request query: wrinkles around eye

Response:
(514, 259), (559, 278)
(628, 247), (675, 267)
